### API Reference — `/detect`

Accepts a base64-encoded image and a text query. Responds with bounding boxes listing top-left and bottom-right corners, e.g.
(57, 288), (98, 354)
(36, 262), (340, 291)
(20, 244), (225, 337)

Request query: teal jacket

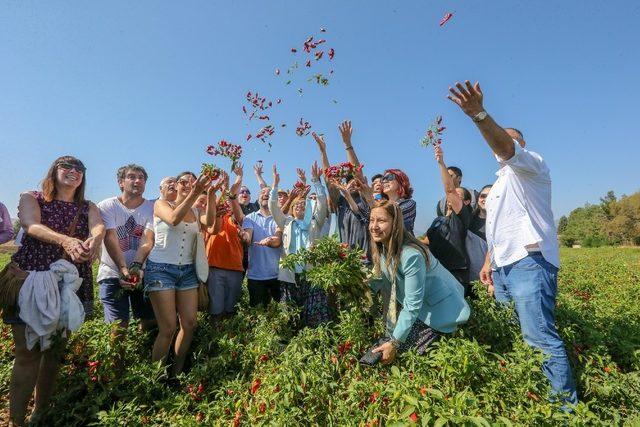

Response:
(371, 245), (471, 342)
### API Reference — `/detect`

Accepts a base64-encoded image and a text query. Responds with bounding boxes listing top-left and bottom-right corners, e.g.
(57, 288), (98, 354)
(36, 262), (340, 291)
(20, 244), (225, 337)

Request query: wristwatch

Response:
(472, 111), (488, 123)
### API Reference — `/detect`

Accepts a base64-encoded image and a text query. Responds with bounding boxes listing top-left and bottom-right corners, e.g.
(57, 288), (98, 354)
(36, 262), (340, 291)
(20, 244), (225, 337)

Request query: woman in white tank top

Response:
(145, 171), (219, 376)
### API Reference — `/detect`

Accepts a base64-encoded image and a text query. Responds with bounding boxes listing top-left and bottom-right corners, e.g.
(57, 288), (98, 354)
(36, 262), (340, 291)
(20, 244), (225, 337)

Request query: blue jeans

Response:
(493, 253), (578, 405)
(99, 278), (155, 323)
(144, 260), (199, 293)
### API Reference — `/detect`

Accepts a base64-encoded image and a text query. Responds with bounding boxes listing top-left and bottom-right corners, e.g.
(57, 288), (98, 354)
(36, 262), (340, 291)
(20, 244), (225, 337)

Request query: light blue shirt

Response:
(372, 246), (471, 341)
(242, 211), (280, 280)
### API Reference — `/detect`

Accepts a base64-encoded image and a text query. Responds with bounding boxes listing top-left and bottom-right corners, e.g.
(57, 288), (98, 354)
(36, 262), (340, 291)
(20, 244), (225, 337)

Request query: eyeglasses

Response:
(58, 162), (86, 173)
(381, 174), (396, 183)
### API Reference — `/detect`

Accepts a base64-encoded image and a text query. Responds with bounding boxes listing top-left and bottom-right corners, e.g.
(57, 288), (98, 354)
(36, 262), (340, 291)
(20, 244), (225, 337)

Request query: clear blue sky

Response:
(1, 1), (639, 233)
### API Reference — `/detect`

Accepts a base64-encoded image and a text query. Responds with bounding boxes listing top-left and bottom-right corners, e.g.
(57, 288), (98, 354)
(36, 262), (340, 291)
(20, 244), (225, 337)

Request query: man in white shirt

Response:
(98, 164), (156, 335)
(448, 81), (577, 406)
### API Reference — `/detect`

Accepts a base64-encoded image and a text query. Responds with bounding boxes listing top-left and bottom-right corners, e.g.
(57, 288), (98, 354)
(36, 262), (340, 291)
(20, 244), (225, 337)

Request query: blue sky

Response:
(1, 1), (639, 233)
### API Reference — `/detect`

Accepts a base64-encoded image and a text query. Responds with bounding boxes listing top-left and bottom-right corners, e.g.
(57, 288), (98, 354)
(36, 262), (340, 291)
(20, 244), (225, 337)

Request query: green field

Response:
(1, 247), (639, 426)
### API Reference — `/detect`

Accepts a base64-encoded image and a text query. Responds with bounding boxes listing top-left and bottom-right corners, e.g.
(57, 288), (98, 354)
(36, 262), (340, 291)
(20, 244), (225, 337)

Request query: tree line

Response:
(558, 190), (640, 247)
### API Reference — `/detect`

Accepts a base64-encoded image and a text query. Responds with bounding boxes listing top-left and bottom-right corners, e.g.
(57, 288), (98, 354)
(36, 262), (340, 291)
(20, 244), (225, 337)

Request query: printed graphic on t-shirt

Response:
(117, 215), (145, 252)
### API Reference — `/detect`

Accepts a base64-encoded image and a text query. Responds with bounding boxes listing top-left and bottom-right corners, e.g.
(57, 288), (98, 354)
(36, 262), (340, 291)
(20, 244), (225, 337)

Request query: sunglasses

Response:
(239, 189), (251, 195)
(58, 162), (86, 173)
(381, 174), (396, 183)
(479, 194), (488, 199)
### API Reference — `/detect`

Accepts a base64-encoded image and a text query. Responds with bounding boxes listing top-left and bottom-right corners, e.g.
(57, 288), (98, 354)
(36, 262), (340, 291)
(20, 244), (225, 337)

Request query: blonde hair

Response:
(369, 201), (430, 280)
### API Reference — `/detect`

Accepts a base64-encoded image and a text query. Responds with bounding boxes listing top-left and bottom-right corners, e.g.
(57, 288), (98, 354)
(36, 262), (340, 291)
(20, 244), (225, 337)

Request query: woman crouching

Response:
(368, 201), (470, 364)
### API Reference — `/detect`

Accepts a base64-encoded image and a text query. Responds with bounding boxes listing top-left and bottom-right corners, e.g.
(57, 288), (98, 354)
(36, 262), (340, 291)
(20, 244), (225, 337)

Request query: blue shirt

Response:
(242, 211), (280, 280)
(371, 246), (470, 341)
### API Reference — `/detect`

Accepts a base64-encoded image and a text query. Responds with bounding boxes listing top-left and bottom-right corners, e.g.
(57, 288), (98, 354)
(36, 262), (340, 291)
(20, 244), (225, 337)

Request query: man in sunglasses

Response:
(448, 80), (577, 407)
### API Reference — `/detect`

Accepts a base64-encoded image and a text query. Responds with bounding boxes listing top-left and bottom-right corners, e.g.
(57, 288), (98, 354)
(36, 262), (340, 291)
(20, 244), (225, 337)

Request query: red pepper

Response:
(439, 12), (454, 27)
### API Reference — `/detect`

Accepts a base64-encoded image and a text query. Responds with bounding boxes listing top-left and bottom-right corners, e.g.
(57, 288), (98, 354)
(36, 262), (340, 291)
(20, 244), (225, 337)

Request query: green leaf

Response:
(390, 365), (401, 377)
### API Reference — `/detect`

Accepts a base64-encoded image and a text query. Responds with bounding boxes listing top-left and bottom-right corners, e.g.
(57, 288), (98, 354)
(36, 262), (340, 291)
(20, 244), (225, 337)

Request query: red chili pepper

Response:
(315, 51), (324, 60)
(439, 12), (454, 27)
(250, 378), (261, 394)
(409, 412), (419, 423)
(328, 48), (335, 60)
(305, 60), (311, 67)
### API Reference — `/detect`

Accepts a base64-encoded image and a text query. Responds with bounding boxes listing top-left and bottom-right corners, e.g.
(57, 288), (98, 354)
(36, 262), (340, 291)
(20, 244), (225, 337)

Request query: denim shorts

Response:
(144, 260), (199, 293)
(99, 278), (155, 322)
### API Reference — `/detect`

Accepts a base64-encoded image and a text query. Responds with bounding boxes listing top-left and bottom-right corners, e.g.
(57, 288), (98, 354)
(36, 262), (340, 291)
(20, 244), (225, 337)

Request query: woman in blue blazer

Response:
(369, 201), (470, 363)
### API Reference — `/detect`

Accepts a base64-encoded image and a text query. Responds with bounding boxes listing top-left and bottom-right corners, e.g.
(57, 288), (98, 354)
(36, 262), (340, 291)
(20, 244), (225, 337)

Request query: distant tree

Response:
(560, 204), (610, 247)
(604, 192), (640, 245)
(557, 216), (569, 235)
(600, 190), (617, 218)
(12, 219), (20, 239)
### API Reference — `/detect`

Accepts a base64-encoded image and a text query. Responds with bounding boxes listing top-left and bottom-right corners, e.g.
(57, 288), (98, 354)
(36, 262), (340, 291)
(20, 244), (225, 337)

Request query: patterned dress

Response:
(11, 191), (93, 316)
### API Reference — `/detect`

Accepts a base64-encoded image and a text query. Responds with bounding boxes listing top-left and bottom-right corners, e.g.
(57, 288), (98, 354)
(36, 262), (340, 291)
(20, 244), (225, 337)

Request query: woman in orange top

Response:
(205, 167), (245, 323)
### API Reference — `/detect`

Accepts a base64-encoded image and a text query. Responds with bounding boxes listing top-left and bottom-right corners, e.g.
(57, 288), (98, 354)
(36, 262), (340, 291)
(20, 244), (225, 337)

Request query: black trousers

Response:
(247, 278), (281, 307)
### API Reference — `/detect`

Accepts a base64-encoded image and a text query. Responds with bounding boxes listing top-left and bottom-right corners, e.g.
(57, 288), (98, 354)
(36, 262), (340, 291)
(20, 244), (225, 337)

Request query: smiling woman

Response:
(2, 155), (105, 425)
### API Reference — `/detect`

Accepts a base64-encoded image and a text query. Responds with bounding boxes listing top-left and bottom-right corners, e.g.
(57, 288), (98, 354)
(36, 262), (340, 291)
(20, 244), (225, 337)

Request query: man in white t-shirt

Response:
(448, 80), (577, 407)
(97, 164), (156, 333)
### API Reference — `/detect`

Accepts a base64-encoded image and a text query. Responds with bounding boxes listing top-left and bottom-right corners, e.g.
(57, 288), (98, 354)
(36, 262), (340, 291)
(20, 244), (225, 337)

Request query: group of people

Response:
(1, 80), (577, 426)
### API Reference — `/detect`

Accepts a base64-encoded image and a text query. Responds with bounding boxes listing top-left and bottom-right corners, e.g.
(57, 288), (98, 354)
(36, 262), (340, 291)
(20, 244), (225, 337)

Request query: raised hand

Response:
(338, 120), (353, 146)
(312, 132), (326, 152)
(213, 171), (228, 192)
(447, 80), (484, 118)
(272, 164), (280, 189)
(233, 161), (244, 177)
(254, 161), (264, 176)
(434, 144), (445, 164)
(311, 161), (322, 182)
(194, 173), (214, 193)
(296, 168), (307, 184)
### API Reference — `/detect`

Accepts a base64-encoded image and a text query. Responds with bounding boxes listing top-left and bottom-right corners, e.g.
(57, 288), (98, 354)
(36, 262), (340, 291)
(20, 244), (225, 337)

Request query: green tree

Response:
(604, 192), (640, 245)
(557, 215), (568, 235)
(560, 204), (610, 247)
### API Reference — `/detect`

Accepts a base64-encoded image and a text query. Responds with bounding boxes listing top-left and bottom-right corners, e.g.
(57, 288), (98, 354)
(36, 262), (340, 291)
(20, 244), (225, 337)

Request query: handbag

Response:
(0, 204), (83, 313)
(192, 222), (210, 312)
(193, 229), (209, 284)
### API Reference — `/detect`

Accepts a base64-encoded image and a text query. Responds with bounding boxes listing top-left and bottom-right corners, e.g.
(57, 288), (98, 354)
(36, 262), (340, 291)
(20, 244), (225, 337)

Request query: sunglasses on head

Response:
(57, 162), (86, 173)
(381, 174), (396, 183)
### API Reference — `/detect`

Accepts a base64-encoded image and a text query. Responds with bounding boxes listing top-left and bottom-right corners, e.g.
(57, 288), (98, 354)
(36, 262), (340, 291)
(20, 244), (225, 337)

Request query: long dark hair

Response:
(370, 201), (430, 280)
(42, 156), (86, 204)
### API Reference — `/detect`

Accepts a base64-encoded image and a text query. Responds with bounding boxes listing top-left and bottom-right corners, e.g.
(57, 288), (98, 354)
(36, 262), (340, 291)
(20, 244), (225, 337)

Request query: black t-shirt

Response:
(469, 214), (486, 241)
(241, 201), (260, 216)
(426, 206), (471, 277)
